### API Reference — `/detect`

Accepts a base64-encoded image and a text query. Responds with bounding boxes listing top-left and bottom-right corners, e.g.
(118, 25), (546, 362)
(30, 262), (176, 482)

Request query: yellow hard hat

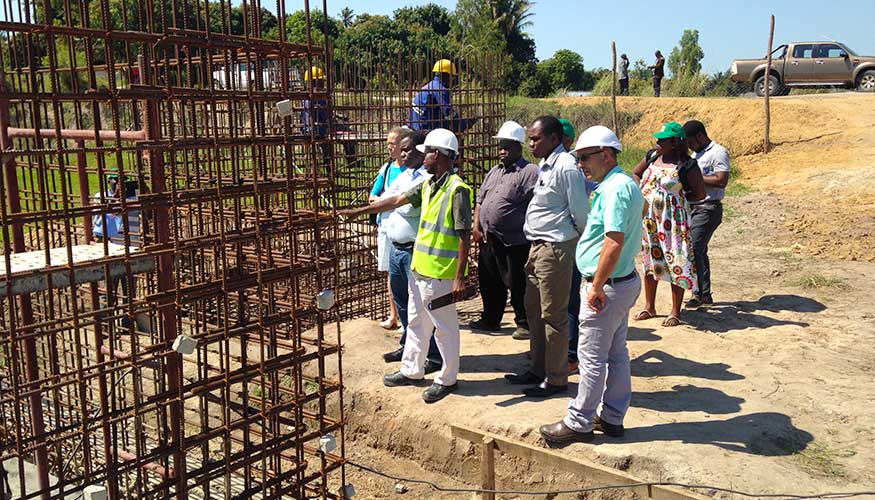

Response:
(304, 66), (325, 81)
(432, 59), (458, 76)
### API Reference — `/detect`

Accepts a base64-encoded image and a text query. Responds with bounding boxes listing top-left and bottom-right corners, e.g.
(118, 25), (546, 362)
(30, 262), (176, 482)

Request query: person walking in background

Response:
(470, 121), (538, 336)
(683, 120), (730, 308)
(540, 125), (644, 445)
(648, 51), (665, 97)
(370, 126), (409, 331)
(505, 116), (589, 398)
(380, 131), (443, 373)
(619, 54), (630, 96)
(409, 59), (476, 133)
(340, 129), (472, 403)
(632, 122), (706, 327)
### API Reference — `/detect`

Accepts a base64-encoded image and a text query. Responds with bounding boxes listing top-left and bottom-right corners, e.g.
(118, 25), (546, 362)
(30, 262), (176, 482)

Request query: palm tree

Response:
(339, 7), (354, 28)
(489, 0), (534, 39)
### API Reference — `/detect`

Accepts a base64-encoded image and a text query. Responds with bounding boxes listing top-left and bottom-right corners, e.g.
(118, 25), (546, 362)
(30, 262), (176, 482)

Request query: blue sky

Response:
(319, 0), (875, 73)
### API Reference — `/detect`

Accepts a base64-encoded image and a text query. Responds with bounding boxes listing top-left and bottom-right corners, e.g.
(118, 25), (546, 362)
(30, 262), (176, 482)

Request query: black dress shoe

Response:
(422, 382), (457, 403)
(383, 371), (424, 387)
(382, 347), (404, 363)
(469, 319), (502, 332)
(504, 371), (542, 385)
(523, 382), (567, 398)
(594, 415), (625, 437)
(424, 359), (442, 375)
(539, 420), (594, 444)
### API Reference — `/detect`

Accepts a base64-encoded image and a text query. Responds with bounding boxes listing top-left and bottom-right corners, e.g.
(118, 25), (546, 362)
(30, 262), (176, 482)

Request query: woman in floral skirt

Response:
(632, 122), (706, 326)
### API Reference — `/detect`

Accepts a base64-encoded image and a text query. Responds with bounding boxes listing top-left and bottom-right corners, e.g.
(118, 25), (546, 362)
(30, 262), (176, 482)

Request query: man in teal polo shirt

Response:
(540, 125), (644, 445)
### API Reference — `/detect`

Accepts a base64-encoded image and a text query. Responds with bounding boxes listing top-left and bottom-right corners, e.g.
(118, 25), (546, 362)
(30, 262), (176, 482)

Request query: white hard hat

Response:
(492, 120), (525, 144)
(416, 128), (459, 158)
(571, 125), (623, 154)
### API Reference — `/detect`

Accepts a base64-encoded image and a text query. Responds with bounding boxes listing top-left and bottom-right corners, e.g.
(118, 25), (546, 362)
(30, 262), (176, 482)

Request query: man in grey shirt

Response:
(470, 121), (538, 336)
(505, 115), (590, 398)
(683, 120), (730, 308)
(619, 54), (630, 96)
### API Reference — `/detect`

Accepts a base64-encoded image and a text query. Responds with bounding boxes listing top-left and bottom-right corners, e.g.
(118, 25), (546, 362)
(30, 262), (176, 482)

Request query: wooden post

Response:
(764, 14), (775, 153)
(611, 41), (618, 135)
(480, 436), (495, 500)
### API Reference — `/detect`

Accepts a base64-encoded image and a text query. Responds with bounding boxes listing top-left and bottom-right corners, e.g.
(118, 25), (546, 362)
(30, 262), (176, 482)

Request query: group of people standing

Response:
(617, 50), (666, 97)
(339, 59), (730, 444)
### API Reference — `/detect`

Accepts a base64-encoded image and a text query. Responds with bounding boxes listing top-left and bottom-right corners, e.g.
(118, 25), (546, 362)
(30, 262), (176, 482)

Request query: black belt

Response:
(693, 199), (722, 206)
(392, 241), (414, 250)
(584, 272), (637, 285)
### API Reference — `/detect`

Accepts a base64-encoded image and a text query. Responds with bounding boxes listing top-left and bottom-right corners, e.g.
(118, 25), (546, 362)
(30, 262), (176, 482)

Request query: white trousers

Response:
(400, 271), (460, 386)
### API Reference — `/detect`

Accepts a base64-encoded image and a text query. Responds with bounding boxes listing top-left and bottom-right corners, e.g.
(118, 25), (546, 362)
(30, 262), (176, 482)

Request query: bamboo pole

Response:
(764, 14), (775, 153)
(611, 41), (618, 135)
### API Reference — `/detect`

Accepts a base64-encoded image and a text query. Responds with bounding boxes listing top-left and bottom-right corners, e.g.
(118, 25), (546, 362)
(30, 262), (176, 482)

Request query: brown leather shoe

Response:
(593, 415), (625, 438)
(539, 420), (594, 445)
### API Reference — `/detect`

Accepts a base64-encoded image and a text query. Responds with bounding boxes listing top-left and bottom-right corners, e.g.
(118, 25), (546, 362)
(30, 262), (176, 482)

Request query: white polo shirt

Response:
(382, 165), (429, 244)
(692, 141), (731, 201)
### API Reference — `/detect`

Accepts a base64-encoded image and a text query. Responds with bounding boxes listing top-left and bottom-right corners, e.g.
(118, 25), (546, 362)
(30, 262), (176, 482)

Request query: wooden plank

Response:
(480, 437), (495, 500)
(451, 424), (712, 500)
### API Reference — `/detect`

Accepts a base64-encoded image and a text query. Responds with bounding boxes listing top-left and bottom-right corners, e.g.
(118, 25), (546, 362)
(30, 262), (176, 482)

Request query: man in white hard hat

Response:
(469, 121), (538, 337)
(409, 59), (476, 133)
(340, 128), (473, 403)
(540, 125), (644, 445)
(505, 116), (589, 398)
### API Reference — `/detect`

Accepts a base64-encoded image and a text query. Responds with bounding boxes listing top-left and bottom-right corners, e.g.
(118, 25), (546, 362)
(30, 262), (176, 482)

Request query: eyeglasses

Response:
(575, 149), (604, 162)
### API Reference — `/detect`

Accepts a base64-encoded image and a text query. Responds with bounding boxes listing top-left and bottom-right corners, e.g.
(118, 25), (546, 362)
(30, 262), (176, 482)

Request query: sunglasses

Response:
(575, 149), (604, 162)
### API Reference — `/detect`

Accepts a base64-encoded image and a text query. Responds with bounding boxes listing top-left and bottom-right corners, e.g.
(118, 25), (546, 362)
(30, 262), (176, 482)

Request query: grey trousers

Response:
(525, 239), (577, 386)
(565, 274), (641, 432)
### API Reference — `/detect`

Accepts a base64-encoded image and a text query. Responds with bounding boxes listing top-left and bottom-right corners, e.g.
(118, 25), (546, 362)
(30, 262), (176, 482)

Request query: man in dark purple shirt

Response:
(470, 121), (538, 337)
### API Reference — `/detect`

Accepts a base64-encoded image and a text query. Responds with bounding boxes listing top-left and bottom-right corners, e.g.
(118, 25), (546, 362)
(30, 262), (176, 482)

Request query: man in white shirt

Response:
(683, 120), (730, 308)
(505, 115), (590, 398)
(380, 130), (442, 372)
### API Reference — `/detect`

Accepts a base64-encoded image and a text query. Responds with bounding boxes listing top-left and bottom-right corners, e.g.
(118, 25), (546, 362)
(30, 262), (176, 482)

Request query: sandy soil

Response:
(336, 93), (875, 498)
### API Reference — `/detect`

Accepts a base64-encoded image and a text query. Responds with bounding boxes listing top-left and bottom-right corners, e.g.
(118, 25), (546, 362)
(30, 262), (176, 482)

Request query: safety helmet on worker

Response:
(571, 125), (623, 154)
(492, 121), (526, 144)
(304, 66), (325, 81)
(416, 128), (459, 159)
(432, 59), (458, 76)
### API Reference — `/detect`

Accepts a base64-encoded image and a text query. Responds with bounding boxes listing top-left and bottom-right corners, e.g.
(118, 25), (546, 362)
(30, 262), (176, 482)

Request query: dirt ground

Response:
(336, 93), (875, 499)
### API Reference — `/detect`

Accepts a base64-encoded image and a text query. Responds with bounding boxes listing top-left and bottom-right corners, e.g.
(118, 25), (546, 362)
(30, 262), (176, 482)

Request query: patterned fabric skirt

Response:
(640, 167), (698, 292)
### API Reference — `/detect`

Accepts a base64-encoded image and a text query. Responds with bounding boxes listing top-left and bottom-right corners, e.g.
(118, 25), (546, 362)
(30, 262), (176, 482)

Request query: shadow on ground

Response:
(632, 384), (745, 414)
(685, 294), (825, 333)
(631, 350), (745, 381)
(619, 412), (814, 456)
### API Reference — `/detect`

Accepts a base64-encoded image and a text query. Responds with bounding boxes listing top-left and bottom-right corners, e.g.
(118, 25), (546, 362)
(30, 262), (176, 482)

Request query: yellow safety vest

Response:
(411, 173), (472, 280)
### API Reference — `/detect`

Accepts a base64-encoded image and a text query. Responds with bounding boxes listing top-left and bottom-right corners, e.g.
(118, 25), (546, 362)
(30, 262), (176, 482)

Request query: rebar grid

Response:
(0, 0), (348, 497)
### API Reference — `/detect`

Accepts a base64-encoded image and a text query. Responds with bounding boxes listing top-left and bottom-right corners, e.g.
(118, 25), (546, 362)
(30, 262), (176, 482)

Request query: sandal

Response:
(379, 318), (399, 330)
(634, 310), (656, 321)
(661, 315), (681, 327)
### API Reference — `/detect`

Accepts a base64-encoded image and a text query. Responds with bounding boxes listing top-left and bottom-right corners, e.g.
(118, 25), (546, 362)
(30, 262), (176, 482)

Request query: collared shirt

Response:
(383, 165), (429, 244)
(523, 144), (590, 243)
(692, 140), (731, 201)
(371, 160), (403, 197)
(576, 166), (644, 279)
(404, 170), (472, 232)
(476, 156), (538, 247)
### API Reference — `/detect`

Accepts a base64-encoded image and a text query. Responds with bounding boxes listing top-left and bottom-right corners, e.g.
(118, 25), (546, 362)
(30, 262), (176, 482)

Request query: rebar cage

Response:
(0, 0), (505, 496)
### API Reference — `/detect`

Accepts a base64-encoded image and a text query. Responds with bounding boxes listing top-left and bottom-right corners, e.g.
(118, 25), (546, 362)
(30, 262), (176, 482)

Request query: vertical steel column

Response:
(139, 54), (187, 497)
(0, 74), (50, 500)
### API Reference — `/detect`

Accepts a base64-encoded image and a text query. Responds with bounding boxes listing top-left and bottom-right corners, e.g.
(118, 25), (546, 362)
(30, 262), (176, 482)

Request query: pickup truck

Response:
(731, 41), (875, 96)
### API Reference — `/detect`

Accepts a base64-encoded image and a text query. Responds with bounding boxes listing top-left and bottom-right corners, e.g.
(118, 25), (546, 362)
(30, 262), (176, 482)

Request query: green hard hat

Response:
(558, 118), (575, 140)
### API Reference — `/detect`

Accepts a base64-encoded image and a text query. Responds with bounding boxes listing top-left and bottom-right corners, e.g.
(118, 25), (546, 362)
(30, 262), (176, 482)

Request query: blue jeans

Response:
(567, 267), (582, 362)
(389, 244), (441, 363)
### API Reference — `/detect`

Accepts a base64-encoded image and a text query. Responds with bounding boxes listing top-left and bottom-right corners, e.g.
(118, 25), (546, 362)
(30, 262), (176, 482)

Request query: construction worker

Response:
(339, 128), (473, 403)
(409, 59), (476, 133)
(300, 66), (356, 172)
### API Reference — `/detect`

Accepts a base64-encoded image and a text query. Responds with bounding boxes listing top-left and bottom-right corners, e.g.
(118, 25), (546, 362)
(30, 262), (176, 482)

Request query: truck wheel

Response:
(754, 75), (780, 97)
(857, 70), (875, 92)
